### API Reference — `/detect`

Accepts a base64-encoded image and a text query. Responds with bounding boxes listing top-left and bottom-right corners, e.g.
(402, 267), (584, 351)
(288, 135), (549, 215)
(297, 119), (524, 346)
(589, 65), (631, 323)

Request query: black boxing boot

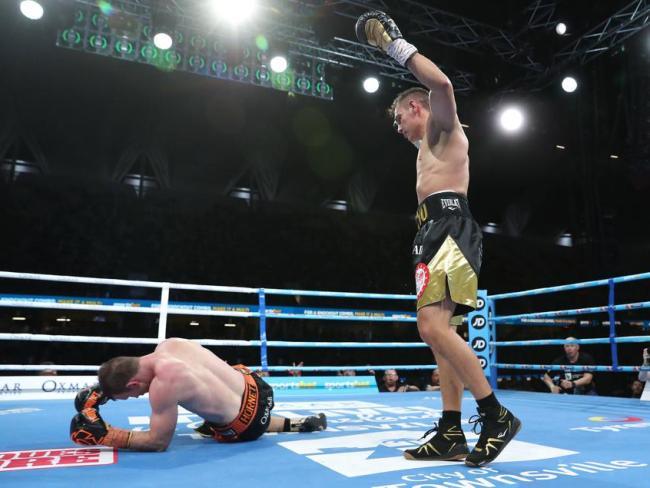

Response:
(465, 405), (522, 467)
(404, 418), (469, 461)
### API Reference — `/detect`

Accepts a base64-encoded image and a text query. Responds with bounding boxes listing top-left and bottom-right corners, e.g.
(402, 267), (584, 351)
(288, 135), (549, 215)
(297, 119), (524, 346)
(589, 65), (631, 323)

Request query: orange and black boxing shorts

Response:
(199, 365), (274, 443)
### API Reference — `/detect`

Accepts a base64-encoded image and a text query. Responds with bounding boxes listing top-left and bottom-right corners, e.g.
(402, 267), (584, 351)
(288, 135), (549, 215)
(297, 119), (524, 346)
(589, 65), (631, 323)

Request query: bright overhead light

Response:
(189, 320), (200, 326)
(211, 0), (257, 25)
(12, 316), (27, 321)
(224, 323), (237, 327)
(362, 77), (380, 93)
(56, 317), (71, 322)
(610, 154), (619, 159)
(20, 1), (44, 20)
(153, 32), (173, 50)
(555, 22), (567, 35)
(499, 107), (524, 133)
(561, 76), (578, 93)
(555, 145), (566, 149)
(270, 55), (288, 73)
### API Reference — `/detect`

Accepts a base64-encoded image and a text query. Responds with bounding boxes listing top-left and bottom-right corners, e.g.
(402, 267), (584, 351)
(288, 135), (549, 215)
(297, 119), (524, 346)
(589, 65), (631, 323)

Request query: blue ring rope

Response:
(496, 363), (641, 373)
(255, 365), (431, 372)
(266, 341), (428, 348)
(493, 336), (648, 347)
(263, 288), (415, 300)
(266, 313), (417, 322)
(492, 300), (650, 322)
(488, 271), (650, 300)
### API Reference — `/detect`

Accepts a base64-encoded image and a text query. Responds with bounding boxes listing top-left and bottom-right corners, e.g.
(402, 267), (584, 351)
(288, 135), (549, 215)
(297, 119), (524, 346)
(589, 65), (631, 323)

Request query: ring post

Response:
(158, 283), (170, 340)
(607, 279), (619, 370)
(468, 290), (493, 387)
(258, 288), (269, 372)
(487, 297), (497, 389)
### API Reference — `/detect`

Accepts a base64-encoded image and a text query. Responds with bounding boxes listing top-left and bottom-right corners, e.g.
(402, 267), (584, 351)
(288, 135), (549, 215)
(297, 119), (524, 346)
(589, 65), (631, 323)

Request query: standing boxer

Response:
(355, 11), (521, 466)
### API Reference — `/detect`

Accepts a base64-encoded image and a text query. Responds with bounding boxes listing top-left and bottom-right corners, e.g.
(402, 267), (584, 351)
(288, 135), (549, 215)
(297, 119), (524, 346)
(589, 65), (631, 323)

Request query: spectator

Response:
(639, 348), (649, 383)
(424, 368), (441, 391)
(378, 369), (419, 392)
(543, 337), (596, 395)
(288, 361), (303, 377)
(338, 369), (356, 376)
(38, 361), (58, 376)
(629, 379), (644, 398)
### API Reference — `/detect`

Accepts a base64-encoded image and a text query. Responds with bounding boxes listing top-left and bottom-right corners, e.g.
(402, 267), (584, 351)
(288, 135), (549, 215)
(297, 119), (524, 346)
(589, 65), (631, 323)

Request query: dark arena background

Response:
(0, 1), (649, 487)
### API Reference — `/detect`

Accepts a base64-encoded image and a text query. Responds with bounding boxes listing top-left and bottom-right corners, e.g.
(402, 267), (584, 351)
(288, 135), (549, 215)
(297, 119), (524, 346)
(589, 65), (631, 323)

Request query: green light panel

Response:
(56, 4), (333, 100)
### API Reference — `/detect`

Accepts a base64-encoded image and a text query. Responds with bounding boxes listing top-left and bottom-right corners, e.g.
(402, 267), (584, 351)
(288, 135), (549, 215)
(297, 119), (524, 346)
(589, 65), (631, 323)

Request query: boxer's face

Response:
(113, 380), (147, 400)
(394, 100), (425, 145)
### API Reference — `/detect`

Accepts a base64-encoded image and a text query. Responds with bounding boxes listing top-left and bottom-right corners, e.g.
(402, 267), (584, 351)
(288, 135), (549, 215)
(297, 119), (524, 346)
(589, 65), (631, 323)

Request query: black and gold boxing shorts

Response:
(412, 191), (482, 318)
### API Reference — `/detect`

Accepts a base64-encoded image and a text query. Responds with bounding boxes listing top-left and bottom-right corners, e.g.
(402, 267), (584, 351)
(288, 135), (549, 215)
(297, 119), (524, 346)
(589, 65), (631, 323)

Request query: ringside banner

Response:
(0, 375), (378, 400)
(0, 376), (97, 401)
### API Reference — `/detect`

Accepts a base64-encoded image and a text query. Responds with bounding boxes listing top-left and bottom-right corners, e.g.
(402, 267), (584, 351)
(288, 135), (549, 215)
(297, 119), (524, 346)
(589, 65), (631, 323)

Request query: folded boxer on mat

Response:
(70, 338), (326, 451)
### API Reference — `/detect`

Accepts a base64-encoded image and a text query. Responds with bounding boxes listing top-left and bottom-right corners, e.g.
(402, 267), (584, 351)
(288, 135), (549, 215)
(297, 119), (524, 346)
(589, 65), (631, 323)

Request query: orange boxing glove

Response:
(70, 408), (131, 448)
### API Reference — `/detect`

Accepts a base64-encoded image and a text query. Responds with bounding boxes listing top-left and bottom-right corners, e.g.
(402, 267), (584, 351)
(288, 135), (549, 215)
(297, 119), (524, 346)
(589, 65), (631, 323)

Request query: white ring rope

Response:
(0, 333), (428, 349)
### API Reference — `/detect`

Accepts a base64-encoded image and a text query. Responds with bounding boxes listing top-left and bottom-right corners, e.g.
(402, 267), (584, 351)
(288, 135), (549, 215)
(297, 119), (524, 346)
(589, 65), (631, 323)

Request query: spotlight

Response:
(211, 0), (257, 25)
(561, 76), (578, 93)
(20, 0), (44, 20)
(556, 233), (573, 247)
(324, 199), (348, 211)
(270, 55), (288, 73)
(362, 77), (380, 93)
(555, 22), (567, 35)
(481, 223), (501, 235)
(153, 32), (173, 50)
(499, 107), (524, 133)
(152, 8), (175, 50)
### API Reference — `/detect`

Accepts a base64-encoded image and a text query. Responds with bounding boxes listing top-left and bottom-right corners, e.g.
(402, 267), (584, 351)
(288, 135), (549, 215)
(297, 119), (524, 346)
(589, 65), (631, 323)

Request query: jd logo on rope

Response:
(472, 338), (487, 352)
(471, 315), (486, 329)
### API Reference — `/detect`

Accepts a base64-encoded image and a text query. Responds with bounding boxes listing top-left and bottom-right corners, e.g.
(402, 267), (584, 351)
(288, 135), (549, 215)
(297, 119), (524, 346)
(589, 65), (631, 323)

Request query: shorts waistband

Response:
(212, 366), (259, 441)
(415, 192), (471, 229)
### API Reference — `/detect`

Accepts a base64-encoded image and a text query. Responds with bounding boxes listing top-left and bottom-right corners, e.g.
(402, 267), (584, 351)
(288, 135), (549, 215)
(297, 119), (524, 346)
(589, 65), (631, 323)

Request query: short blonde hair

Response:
(387, 87), (429, 117)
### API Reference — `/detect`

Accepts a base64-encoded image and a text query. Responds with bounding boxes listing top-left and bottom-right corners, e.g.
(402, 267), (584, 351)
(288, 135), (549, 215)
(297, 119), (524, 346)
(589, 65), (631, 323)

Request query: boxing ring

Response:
(1, 270), (649, 487)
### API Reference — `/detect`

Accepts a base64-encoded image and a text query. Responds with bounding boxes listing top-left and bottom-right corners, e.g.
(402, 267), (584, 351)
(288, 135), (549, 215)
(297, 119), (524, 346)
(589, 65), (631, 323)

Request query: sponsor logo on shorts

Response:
(260, 397), (273, 425)
(415, 205), (428, 229)
(440, 198), (460, 211)
(239, 382), (259, 427)
(0, 447), (116, 472)
(414, 263), (430, 300)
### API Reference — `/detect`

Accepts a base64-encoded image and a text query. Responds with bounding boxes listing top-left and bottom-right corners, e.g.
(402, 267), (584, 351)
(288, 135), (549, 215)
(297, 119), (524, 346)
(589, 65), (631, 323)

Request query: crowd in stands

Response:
(0, 179), (647, 398)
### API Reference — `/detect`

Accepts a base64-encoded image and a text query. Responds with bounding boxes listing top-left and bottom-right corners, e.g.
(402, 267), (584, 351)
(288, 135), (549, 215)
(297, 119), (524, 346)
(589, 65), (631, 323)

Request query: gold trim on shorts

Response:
(416, 235), (478, 311)
(450, 315), (464, 326)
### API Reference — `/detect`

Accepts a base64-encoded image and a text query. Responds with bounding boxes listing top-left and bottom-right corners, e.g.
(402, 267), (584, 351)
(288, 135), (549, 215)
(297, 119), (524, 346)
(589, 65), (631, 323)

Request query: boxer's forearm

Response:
(127, 429), (169, 451)
(406, 53), (453, 94)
